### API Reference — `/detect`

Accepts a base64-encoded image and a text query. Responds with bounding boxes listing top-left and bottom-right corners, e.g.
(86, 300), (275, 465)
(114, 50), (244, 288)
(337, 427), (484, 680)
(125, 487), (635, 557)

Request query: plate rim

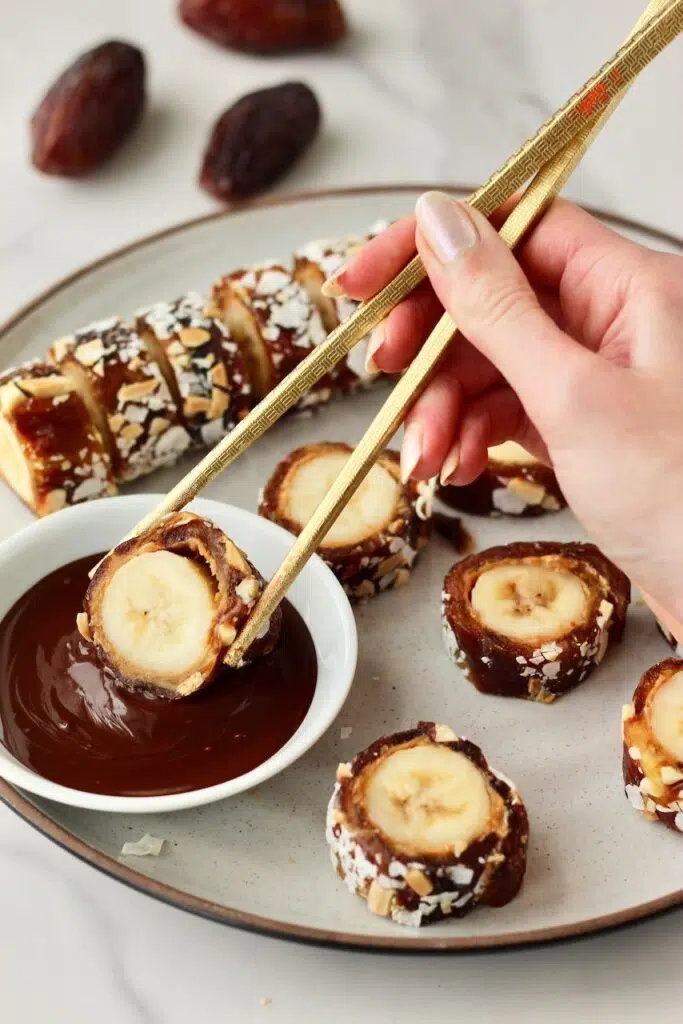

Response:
(1, 182), (681, 953)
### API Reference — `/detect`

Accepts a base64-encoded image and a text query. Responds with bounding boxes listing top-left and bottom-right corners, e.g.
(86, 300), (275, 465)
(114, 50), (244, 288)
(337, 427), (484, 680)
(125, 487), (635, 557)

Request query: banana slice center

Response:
(0, 416), (33, 505)
(470, 562), (589, 641)
(364, 745), (491, 855)
(487, 440), (537, 466)
(650, 669), (683, 762)
(100, 551), (217, 677)
(286, 452), (399, 548)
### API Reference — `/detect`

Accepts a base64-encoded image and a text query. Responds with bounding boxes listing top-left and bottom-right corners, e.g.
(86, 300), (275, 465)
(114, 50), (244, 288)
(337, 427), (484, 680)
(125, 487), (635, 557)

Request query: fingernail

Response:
(400, 422), (423, 483)
(321, 264), (347, 298)
(415, 191), (479, 264)
(365, 322), (386, 374)
(439, 444), (460, 486)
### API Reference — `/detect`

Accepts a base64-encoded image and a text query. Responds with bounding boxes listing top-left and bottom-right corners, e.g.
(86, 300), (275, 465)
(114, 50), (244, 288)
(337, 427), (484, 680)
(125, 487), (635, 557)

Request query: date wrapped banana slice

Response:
(136, 292), (252, 449)
(326, 722), (528, 927)
(79, 512), (281, 697)
(50, 317), (191, 482)
(442, 541), (630, 703)
(0, 362), (116, 516)
(438, 441), (566, 517)
(293, 225), (388, 393)
(623, 659), (683, 832)
(211, 262), (332, 411)
(259, 442), (432, 600)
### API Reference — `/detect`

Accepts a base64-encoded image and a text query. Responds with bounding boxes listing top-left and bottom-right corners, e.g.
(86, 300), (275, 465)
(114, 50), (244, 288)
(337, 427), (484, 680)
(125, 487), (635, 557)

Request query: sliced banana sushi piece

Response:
(623, 659), (683, 832)
(259, 442), (432, 600)
(79, 512), (282, 697)
(50, 317), (191, 482)
(136, 292), (252, 449)
(294, 228), (386, 393)
(211, 262), (332, 411)
(442, 541), (630, 703)
(438, 441), (566, 517)
(0, 361), (116, 516)
(326, 722), (529, 927)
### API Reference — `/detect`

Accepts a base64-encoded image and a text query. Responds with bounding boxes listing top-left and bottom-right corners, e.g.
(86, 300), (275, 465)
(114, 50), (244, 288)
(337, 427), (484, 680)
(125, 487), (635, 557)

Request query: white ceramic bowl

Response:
(0, 494), (357, 813)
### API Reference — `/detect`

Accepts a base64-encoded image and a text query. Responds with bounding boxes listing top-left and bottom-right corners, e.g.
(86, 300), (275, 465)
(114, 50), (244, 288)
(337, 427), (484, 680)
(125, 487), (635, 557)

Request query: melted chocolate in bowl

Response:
(0, 555), (317, 797)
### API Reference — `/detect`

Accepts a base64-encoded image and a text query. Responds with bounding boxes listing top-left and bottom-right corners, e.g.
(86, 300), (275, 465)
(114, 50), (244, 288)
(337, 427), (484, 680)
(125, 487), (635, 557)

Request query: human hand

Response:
(331, 192), (683, 621)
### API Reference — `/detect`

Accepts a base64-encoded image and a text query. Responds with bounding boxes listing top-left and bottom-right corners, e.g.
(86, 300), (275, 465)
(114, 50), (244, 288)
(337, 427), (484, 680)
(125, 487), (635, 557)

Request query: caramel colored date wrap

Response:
(438, 441), (566, 518)
(623, 659), (683, 833)
(326, 722), (528, 927)
(442, 541), (630, 703)
(259, 442), (433, 600)
(80, 511), (281, 698)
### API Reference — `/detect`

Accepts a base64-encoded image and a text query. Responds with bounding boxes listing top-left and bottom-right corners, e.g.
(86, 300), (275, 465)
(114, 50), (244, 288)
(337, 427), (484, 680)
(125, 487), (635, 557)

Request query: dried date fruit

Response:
(31, 41), (146, 177)
(199, 82), (321, 201)
(179, 0), (347, 55)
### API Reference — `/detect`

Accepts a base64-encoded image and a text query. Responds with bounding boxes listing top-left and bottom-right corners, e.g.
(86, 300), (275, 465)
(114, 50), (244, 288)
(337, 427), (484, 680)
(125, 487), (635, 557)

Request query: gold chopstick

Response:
(125, 0), (683, 545)
(224, 0), (677, 666)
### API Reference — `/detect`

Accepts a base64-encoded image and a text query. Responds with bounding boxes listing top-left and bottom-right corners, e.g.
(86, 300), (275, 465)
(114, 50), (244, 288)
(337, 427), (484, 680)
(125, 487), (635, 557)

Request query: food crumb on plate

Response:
(120, 833), (166, 857)
(340, 725), (353, 739)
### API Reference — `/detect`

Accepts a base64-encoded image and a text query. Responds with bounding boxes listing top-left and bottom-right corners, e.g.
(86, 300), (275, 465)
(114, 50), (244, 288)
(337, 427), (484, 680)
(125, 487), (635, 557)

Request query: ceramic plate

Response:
(1, 185), (682, 952)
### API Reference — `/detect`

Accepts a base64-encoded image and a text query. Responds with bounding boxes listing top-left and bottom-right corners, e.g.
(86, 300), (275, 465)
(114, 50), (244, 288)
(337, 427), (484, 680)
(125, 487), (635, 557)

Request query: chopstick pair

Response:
(126, 0), (682, 666)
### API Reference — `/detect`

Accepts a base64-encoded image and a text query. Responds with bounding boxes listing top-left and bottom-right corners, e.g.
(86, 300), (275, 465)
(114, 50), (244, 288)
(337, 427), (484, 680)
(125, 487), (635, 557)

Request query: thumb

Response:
(414, 191), (595, 430)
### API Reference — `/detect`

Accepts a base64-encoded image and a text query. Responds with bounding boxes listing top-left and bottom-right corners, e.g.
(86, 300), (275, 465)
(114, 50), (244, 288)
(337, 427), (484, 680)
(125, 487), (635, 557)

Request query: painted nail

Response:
(365, 322), (386, 374)
(321, 264), (347, 298)
(400, 422), (423, 483)
(415, 191), (479, 264)
(439, 444), (460, 486)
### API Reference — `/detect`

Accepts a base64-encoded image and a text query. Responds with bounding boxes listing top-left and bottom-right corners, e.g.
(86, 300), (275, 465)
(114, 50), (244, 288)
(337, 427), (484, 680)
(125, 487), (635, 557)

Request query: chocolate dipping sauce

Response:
(0, 554), (317, 797)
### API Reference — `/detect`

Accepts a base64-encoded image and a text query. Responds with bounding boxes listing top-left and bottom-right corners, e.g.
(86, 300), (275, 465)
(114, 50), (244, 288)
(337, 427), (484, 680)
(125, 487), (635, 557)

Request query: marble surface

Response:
(1, 0), (682, 1019)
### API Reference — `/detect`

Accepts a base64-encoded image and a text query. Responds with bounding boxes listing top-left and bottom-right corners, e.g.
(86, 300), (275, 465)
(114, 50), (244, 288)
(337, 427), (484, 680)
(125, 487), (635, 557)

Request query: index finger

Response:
(334, 216), (418, 300)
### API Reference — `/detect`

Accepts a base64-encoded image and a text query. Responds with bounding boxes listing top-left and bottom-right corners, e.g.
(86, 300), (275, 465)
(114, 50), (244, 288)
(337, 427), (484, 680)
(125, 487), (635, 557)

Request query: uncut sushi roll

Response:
(211, 262), (332, 411)
(136, 292), (251, 449)
(0, 361), (116, 516)
(50, 317), (191, 482)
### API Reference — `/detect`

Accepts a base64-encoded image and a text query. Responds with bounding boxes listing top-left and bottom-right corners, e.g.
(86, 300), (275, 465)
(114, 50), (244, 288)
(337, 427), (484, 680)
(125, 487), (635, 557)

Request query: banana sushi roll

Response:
(622, 659), (683, 832)
(293, 231), (380, 393)
(438, 441), (566, 517)
(259, 442), (433, 600)
(211, 262), (332, 411)
(442, 541), (630, 703)
(0, 362), (116, 516)
(326, 722), (529, 927)
(79, 512), (282, 698)
(50, 317), (191, 482)
(136, 292), (251, 449)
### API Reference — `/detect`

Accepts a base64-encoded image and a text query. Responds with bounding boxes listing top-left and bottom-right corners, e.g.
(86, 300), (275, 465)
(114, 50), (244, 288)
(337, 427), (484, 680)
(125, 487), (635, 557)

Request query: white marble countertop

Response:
(1, 1), (682, 1020)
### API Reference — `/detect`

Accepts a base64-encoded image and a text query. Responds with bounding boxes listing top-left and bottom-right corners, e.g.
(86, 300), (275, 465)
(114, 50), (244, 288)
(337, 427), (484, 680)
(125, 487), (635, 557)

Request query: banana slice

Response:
(80, 512), (281, 697)
(0, 362), (116, 516)
(259, 442), (433, 600)
(49, 317), (191, 482)
(442, 541), (630, 703)
(136, 292), (252, 449)
(438, 440), (566, 518)
(326, 722), (528, 927)
(293, 226), (389, 393)
(623, 659), (683, 832)
(211, 262), (332, 411)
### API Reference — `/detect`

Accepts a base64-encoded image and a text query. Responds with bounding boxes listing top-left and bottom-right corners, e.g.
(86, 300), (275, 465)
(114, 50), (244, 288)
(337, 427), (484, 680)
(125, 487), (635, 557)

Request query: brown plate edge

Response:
(0, 182), (681, 954)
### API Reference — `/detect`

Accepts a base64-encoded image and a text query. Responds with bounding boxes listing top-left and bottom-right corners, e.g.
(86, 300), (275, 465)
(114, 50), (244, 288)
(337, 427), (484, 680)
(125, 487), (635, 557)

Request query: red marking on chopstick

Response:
(579, 81), (610, 118)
